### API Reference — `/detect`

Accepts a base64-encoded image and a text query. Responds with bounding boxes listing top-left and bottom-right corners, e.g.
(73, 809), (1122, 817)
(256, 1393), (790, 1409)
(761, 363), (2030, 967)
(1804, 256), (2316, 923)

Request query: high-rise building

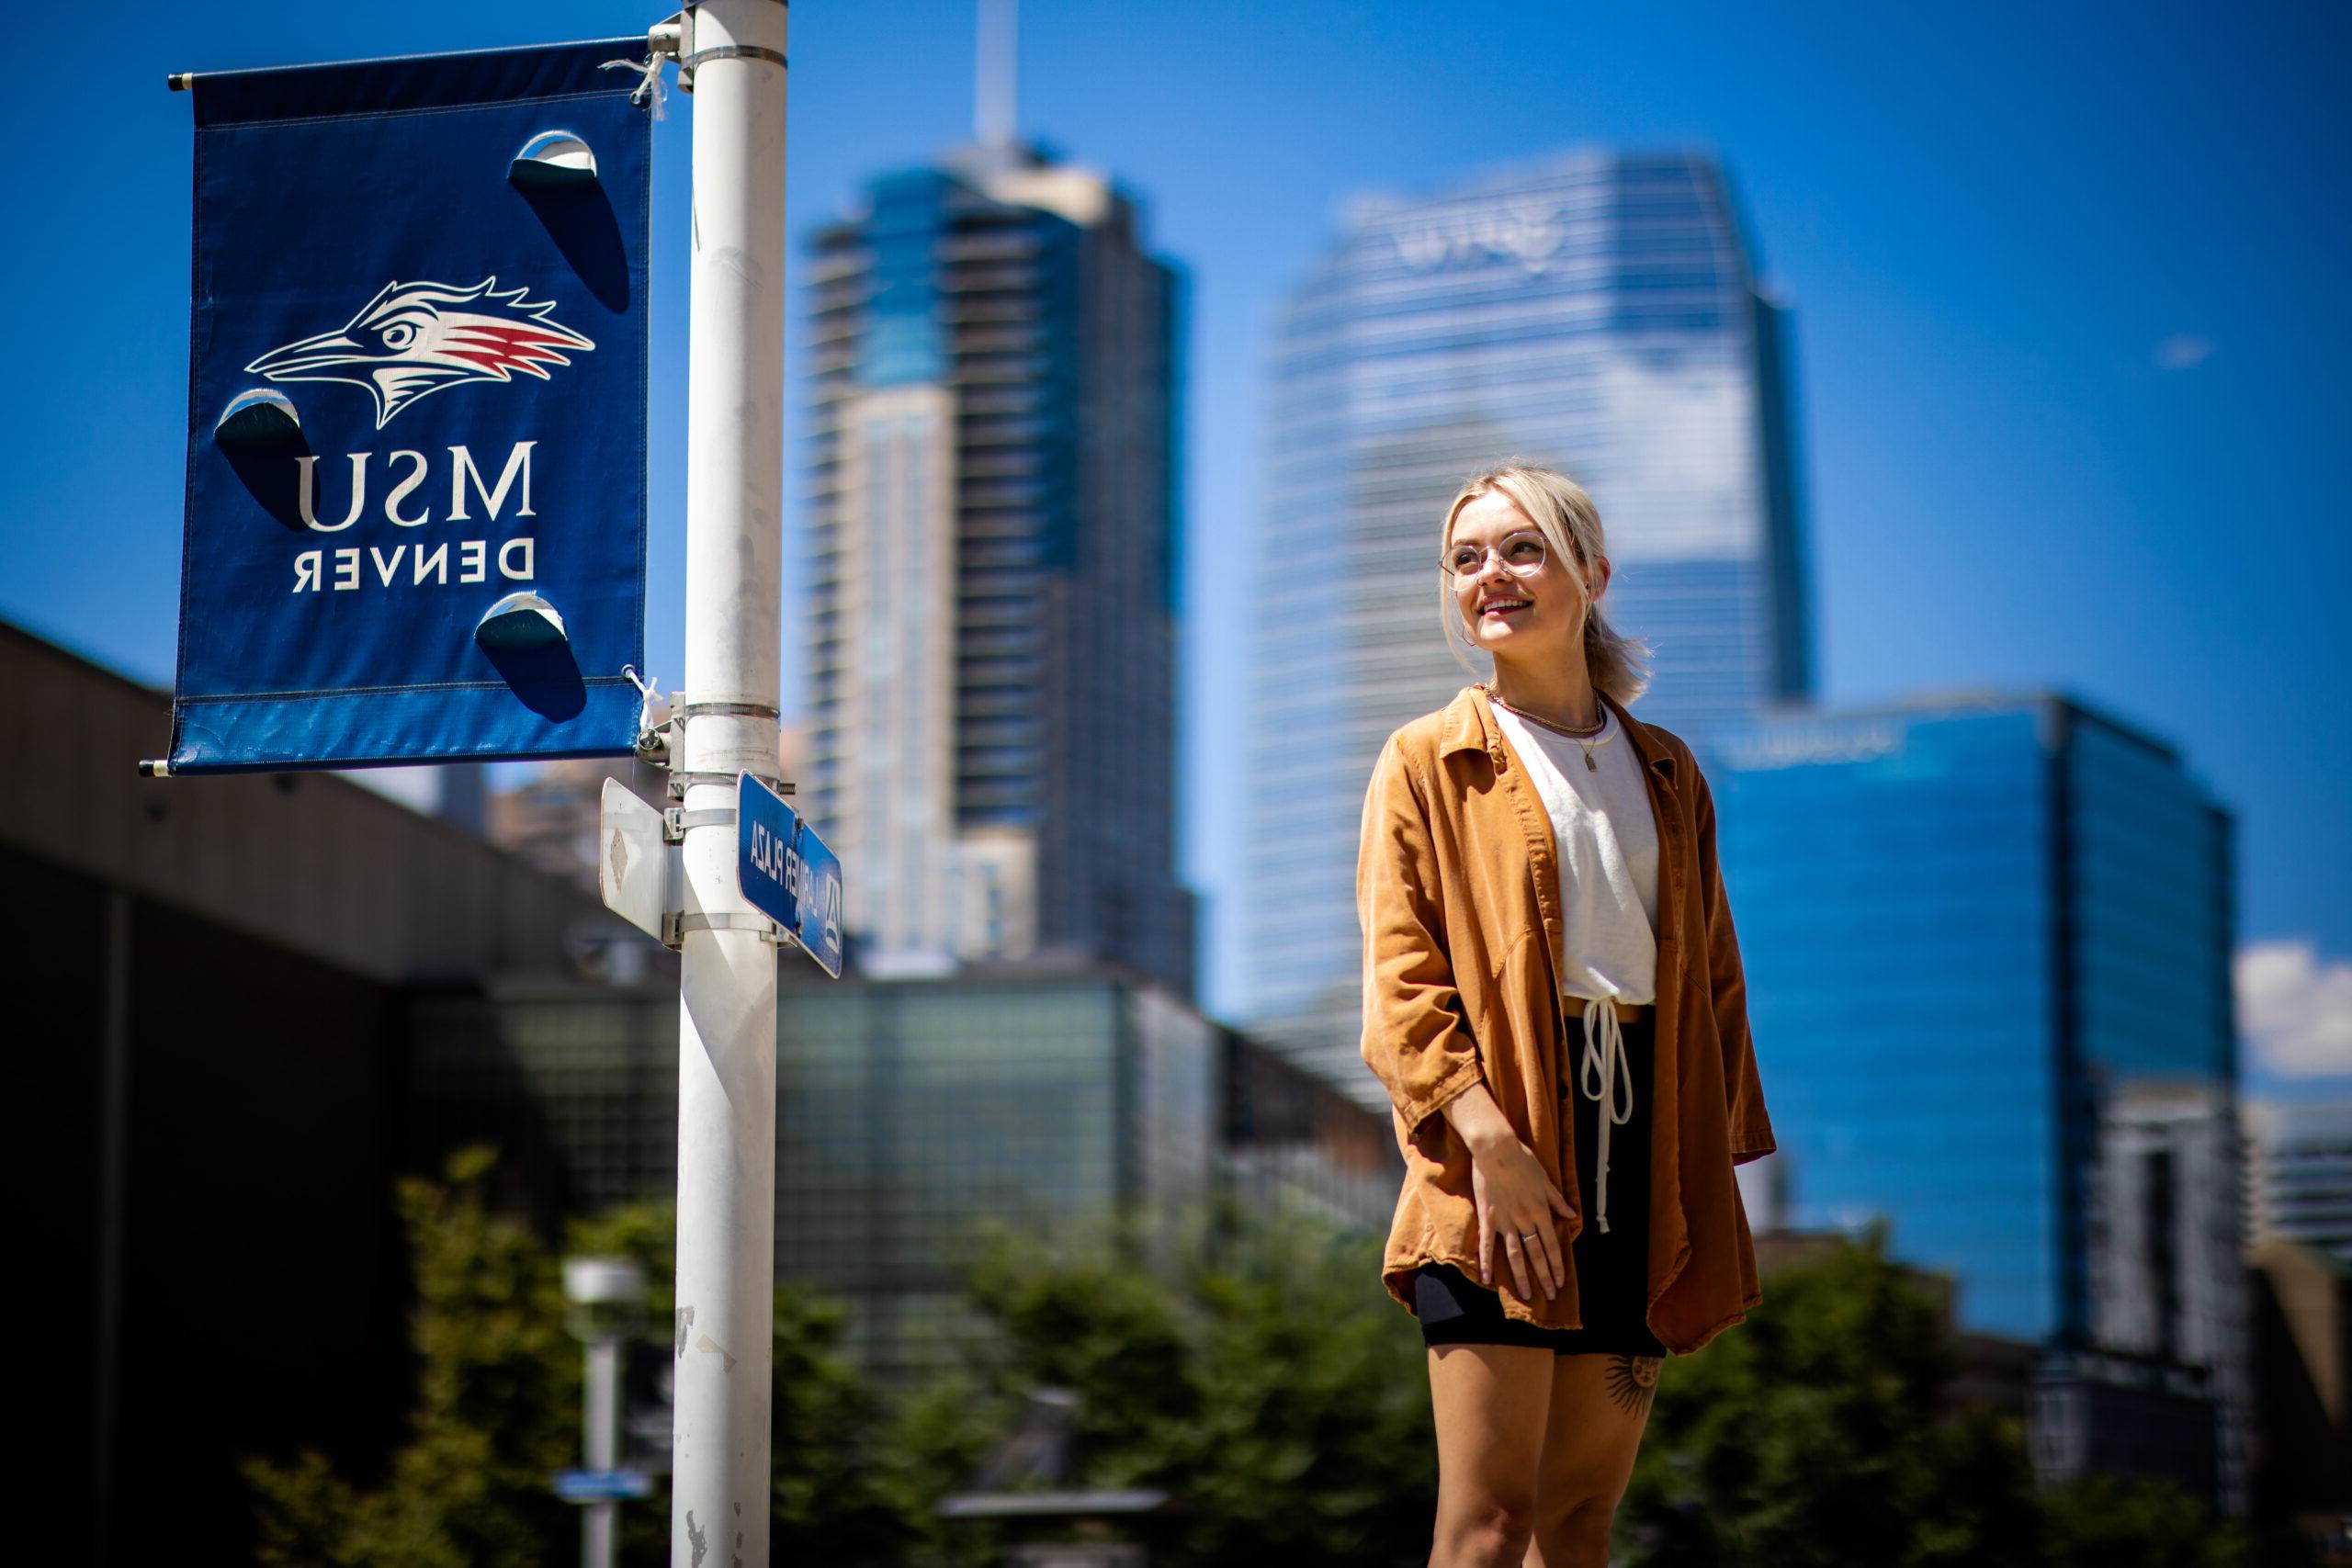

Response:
(2245, 1101), (2352, 1265)
(1246, 149), (1810, 1086)
(1713, 693), (2251, 1514)
(404, 964), (1398, 1384)
(802, 143), (1191, 994)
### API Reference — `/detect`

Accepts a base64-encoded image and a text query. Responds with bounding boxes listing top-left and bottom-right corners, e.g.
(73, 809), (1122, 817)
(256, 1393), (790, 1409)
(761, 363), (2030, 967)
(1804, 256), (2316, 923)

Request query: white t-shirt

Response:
(1490, 701), (1660, 1006)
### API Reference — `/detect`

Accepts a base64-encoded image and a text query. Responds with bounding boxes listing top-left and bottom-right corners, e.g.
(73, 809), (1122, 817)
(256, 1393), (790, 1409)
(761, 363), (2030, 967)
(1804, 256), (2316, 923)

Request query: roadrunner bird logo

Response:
(245, 277), (594, 429)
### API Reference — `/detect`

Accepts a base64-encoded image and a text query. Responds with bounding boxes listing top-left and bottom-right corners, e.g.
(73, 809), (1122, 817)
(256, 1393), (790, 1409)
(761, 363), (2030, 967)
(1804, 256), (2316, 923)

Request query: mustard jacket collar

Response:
(1437, 682), (1679, 782)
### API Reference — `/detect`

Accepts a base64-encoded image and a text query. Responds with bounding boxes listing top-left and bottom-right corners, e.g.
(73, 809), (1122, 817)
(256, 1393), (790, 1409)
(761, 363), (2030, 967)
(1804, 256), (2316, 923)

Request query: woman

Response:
(1357, 464), (1777, 1567)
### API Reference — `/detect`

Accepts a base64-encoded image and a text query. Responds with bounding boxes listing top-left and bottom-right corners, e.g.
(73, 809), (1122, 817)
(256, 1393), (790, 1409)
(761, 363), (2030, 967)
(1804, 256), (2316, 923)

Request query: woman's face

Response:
(1446, 491), (1602, 668)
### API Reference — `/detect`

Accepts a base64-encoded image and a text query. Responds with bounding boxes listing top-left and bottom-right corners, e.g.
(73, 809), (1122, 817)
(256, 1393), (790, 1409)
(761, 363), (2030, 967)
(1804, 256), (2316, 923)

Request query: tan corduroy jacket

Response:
(1357, 683), (1777, 1354)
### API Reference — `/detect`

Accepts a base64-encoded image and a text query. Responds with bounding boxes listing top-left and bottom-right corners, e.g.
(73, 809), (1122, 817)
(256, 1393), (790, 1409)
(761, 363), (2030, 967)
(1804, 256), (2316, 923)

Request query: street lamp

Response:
(561, 1256), (648, 1568)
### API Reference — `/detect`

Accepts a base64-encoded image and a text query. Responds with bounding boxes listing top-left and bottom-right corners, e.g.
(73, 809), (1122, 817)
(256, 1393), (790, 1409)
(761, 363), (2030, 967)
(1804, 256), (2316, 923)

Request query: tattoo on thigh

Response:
(1605, 1353), (1661, 1416)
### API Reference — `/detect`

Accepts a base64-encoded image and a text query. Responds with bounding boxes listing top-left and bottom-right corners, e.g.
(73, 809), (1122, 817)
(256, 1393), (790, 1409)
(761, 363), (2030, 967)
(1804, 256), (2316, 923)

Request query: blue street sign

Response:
(171, 41), (652, 773)
(554, 1468), (653, 1503)
(737, 773), (844, 978)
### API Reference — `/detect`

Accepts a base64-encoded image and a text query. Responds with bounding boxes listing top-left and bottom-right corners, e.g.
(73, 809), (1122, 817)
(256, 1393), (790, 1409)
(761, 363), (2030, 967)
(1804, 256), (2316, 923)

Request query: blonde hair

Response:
(1438, 463), (1652, 705)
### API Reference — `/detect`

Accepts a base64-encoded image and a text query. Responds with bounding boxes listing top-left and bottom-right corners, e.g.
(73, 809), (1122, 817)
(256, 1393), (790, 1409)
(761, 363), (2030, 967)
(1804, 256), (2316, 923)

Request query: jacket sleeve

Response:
(1693, 761), (1777, 1165)
(1357, 735), (1486, 1132)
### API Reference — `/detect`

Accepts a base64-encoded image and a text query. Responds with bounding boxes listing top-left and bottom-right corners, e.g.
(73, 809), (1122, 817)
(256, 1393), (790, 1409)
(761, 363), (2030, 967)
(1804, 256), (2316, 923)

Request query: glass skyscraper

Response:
(1714, 694), (2250, 1512)
(804, 143), (1192, 994)
(1246, 149), (1810, 1089)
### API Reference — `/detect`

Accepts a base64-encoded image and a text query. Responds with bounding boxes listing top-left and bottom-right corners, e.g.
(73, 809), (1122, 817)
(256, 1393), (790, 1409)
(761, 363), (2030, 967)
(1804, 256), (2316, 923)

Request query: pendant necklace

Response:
(1487, 684), (1609, 771)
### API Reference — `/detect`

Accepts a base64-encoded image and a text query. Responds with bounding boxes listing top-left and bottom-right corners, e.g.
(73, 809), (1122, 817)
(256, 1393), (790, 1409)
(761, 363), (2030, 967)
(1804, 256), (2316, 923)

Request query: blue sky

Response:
(2, 0), (2346, 1099)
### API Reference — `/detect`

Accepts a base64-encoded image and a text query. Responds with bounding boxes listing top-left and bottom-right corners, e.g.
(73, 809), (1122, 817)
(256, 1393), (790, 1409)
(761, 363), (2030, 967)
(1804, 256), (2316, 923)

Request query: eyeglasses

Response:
(1442, 530), (1548, 581)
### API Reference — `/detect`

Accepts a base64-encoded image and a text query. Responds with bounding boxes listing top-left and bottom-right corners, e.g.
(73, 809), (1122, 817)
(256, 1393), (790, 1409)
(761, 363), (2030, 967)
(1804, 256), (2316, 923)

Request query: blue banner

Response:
(171, 40), (651, 773)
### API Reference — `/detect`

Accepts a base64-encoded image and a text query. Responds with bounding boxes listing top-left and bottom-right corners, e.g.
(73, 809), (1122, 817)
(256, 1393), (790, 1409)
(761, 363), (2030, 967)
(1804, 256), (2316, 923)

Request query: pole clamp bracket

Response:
(673, 699), (781, 721)
(663, 807), (736, 842)
(635, 696), (781, 770)
(678, 43), (789, 93)
(662, 910), (781, 948)
(667, 769), (793, 800)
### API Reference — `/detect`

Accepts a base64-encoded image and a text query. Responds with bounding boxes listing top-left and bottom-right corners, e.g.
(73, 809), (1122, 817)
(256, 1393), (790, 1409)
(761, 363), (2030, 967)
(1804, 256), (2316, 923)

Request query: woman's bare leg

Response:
(1523, 1351), (1660, 1567)
(1426, 1342), (1557, 1567)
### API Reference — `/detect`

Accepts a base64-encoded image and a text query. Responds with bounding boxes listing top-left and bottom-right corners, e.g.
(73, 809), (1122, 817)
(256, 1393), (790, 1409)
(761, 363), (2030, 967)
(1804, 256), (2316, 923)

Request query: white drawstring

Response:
(1578, 992), (1634, 1233)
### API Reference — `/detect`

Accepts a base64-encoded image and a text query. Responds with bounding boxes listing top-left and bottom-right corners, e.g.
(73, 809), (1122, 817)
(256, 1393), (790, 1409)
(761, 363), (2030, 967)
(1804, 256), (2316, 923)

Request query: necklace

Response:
(1486, 684), (1610, 771)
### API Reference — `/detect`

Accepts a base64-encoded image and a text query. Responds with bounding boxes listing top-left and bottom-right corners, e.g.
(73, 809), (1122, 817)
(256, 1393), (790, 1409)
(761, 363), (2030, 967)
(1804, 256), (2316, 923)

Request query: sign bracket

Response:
(667, 768), (790, 800)
(664, 806), (735, 842)
(662, 910), (781, 947)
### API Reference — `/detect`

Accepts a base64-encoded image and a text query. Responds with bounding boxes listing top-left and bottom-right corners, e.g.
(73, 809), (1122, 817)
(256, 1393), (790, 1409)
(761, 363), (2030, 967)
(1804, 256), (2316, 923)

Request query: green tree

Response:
(1167, 1203), (1437, 1566)
(561, 1194), (916, 1563)
(2038, 1473), (2279, 1568)
(936, 1201), (1437, 1568)
(1617, 1222), (2267, 1568)
(246, 1151), (910, 1567)
(768, 1284), (916, 1562)
(248, 1159), (2286, 1568)
(246, 1146), (577, 1568)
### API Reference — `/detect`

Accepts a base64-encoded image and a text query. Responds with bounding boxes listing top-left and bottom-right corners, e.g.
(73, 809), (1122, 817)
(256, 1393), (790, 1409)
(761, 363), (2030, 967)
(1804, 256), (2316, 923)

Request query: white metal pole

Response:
(673, 3), (786, 1564)
(583, 1335), (621, 1568)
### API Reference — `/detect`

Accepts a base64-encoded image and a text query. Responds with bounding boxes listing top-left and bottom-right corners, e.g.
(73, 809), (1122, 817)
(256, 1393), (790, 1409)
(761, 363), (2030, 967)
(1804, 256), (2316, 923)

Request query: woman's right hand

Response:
(1441, 1082), (1577, 1298)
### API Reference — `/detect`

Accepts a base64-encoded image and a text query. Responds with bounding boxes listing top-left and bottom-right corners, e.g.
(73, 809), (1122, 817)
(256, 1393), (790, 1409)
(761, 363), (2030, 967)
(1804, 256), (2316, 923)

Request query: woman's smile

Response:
(1451, 491), (1581, 659)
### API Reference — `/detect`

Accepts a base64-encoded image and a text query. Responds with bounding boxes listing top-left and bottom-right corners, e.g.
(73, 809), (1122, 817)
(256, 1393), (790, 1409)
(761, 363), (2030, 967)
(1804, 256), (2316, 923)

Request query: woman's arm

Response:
(1358, 737), (1575, 1297)
(1693, 763), (1777, 1165)
(1355, 736), (1484, 1130)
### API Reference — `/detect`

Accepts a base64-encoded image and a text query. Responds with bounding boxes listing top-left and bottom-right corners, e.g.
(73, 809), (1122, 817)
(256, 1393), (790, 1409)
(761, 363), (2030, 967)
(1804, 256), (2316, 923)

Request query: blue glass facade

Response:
(2066, 718), (2235, 1086)
(1715, 705), (2062, 1337)
(1713, 696), (2237, 1350)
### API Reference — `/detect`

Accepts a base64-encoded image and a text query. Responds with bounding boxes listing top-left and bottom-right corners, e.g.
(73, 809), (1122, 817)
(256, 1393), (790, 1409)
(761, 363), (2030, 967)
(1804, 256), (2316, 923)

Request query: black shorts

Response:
(1413, 1013), (1668, 1358)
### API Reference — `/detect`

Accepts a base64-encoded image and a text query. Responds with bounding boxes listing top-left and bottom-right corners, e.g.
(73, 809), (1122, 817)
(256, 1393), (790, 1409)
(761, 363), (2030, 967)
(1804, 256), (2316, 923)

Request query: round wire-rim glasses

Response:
(1442, 530), (1548, 582)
